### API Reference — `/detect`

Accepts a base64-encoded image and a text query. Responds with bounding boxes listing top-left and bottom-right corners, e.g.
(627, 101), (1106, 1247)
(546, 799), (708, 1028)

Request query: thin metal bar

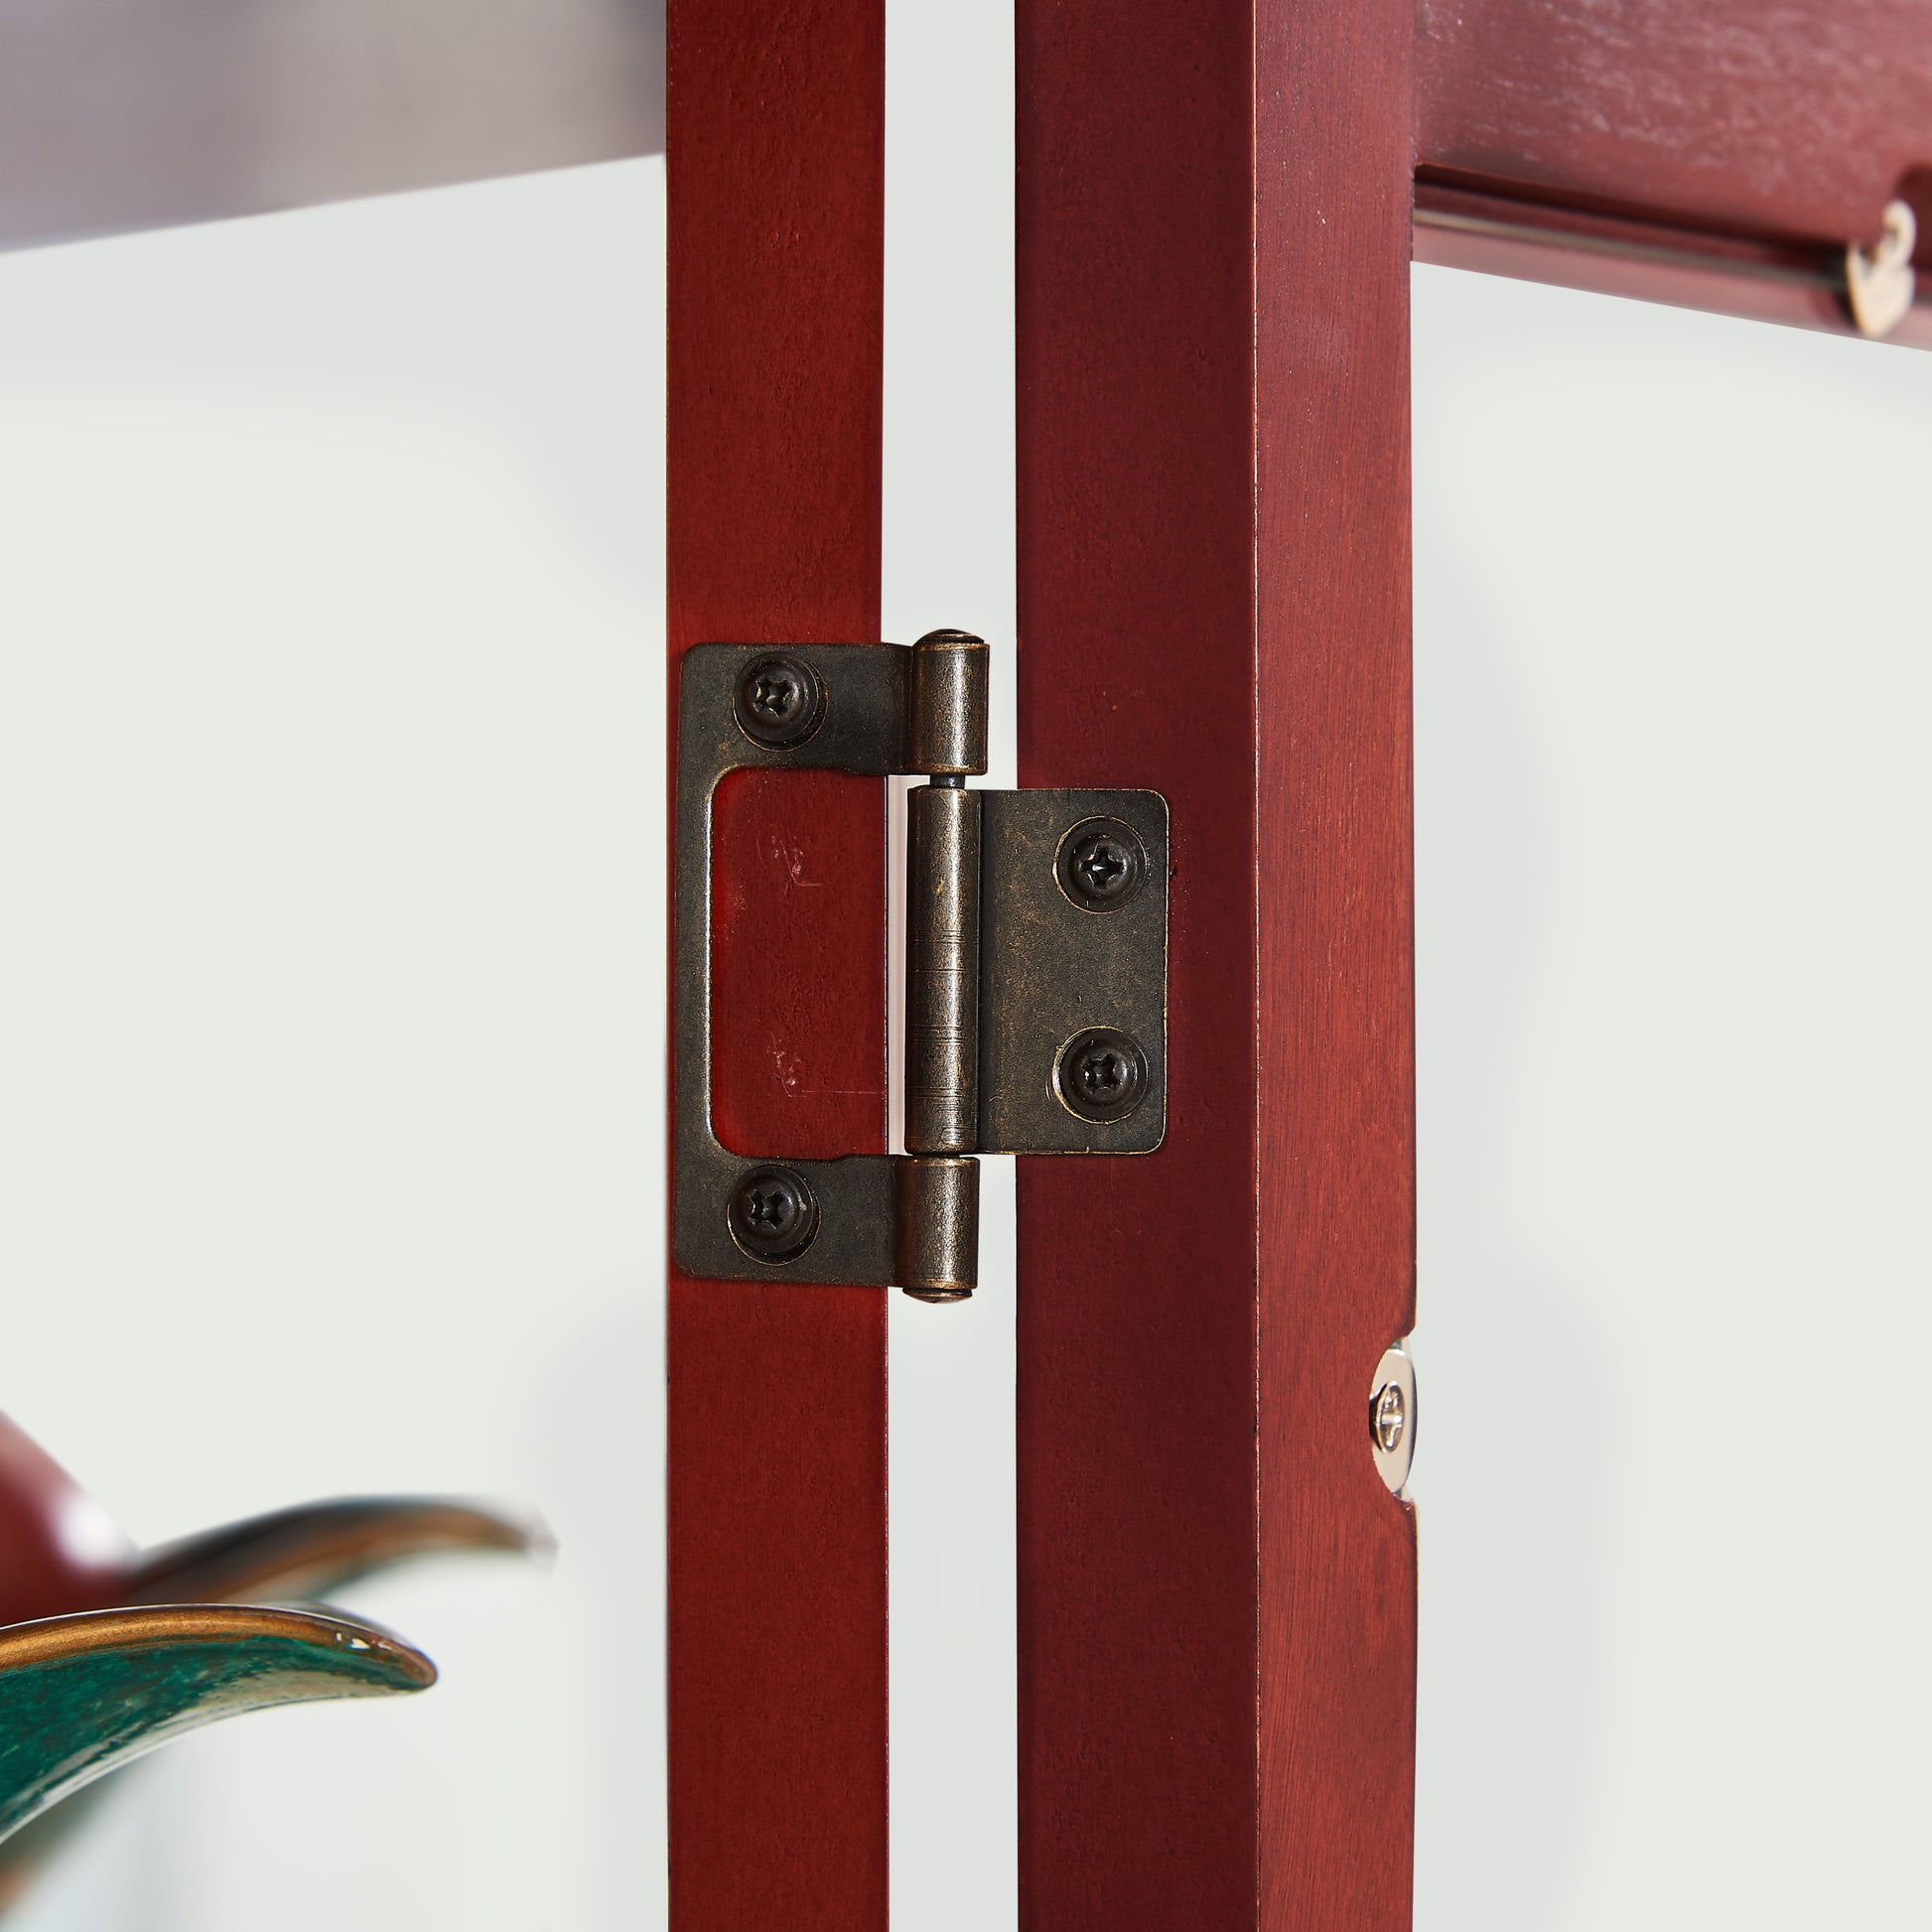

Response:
(1413, 202), (1835, 291)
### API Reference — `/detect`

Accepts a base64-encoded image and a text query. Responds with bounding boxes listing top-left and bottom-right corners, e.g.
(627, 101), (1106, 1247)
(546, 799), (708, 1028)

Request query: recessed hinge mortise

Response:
(673, 631), (1169, 1302)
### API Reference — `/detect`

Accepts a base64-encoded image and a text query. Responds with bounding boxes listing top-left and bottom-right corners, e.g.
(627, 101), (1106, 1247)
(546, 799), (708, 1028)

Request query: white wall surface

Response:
(1412, 265), (1932, 1928)
(883, 0), (1019, 1924)
(0, 160), (669, 1932)
(0, 33), (1022, 1914)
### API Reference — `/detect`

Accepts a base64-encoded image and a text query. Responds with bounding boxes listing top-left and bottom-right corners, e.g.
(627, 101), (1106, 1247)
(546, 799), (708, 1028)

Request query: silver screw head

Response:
(1054, 1027), (1150, 1124)
(728, 1165), (820, 1263)
(1055, 817), (1148, 912)
(734, 654), (826, 750)
(1368, 1344), (1417, 1495)
(1372, 1381), (1406, 1454)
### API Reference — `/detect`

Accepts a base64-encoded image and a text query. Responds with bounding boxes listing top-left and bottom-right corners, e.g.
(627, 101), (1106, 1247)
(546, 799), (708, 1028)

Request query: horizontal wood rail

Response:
(1414, 177), (1932, 345)
(1415, 0), (1932, 344)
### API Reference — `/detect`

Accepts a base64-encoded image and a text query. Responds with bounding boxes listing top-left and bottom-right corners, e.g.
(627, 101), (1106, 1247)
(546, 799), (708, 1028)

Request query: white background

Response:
(0, 160), (669, 1930)
(1412, 263), (1932, 1928)
(0, 37), (1023, 1922)
(0, 101), (1925, 1932)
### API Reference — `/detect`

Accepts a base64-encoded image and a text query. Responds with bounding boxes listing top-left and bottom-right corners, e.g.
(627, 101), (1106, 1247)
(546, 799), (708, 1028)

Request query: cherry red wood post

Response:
(1412, 2), (1932, 342)
(664, 3), (890, 1927)
(1016, 1), (1419, 1925)
(1416, 0), (1932, 250)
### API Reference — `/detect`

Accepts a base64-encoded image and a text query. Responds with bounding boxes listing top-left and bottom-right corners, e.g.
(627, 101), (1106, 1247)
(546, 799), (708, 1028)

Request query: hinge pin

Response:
(900, 631), (990, 1293)
(905, 779), (983, 1156)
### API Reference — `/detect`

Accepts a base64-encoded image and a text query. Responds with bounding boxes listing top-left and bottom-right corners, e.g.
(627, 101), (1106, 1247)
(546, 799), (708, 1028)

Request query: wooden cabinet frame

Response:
(664, 4), (1929, 1927)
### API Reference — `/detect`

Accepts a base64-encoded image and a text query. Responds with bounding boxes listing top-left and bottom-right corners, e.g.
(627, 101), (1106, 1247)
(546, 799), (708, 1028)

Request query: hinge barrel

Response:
(904, 628), (989, 774)
(895, 1156), (980, 1302)
(905, 781), (982, 1154)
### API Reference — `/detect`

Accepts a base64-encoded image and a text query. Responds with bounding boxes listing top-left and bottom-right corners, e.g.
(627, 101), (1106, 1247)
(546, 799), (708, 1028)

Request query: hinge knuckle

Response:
(895, 1157), (979, 1302)
(905, 782), (982, 1154)
(905, 629), (989, 774)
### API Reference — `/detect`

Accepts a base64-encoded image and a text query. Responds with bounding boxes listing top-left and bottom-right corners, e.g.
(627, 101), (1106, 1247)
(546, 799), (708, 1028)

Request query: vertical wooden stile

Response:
(1015, 0), (1419, 1924)
(664, 3), (892, 1927)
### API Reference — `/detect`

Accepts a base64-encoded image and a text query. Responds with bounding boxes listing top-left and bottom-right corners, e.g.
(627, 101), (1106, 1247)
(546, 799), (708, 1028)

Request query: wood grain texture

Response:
(1016, 0), (1257, 1917)
(710, 767), (888, 1161)
(1016, 0), (1416, 1924)
(1256, 0), (1419, 1923)
(1417, 0), (1932, 250)
(665, 1), (888, 1926)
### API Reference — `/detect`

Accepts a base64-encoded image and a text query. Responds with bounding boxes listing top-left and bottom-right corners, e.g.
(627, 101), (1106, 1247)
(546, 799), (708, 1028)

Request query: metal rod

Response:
(1414, 202), (1834, 288)
(904, 779), (982, 1154)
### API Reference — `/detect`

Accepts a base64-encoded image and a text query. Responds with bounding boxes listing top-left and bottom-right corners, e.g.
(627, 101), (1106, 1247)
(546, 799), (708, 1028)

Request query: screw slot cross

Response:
(1057, 1027), (1149, 1124)
(1372, 1383), (1405, 1454)
(743, 1181), (799, 1234)
(1059, 819), (1146, 910)
(728, 1164), (819, 1263)
(1076, 839), (1130, 896)
(733, 654), (824, 749)
(1076, 1045), (1132, 1100)
(747, 667), (803, 723)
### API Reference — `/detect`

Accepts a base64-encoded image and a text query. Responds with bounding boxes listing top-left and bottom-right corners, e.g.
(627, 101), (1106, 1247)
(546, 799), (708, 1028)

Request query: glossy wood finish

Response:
(660, 4), (1932, 1924)
(1416, 0), (1932, 338)
(1015, 0), (1255, 1915)
(664, 1), (889, 1927)
(1255, 0), (1418, 1916)
(1016, 0), (1416, 1924)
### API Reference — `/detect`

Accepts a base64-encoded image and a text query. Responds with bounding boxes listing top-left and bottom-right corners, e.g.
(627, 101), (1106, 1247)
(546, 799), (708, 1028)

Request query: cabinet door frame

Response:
(665, 7), (891, 1930)
(665, 3), (1928, 1928)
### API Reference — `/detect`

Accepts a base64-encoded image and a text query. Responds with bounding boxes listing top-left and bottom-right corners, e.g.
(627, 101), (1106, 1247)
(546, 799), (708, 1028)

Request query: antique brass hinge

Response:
(673, 631), (1169, 1301)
